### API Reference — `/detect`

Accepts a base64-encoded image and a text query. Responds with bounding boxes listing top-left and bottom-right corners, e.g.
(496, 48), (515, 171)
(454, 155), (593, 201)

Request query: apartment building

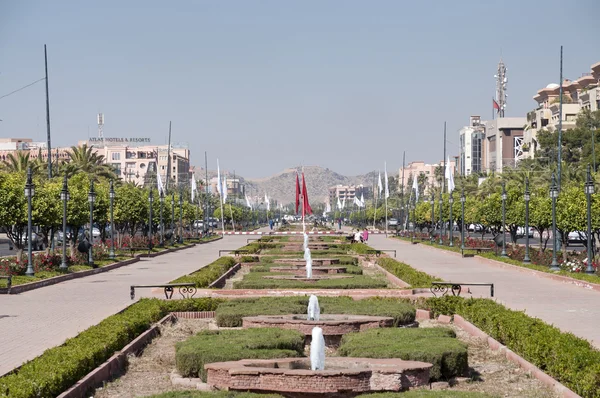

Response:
(398, 160), (456, 193)
(0, 138), (71, 164)
(328, 185), (367, 206)
(484, 117), (527, 172)
(458, 116), (486, 176)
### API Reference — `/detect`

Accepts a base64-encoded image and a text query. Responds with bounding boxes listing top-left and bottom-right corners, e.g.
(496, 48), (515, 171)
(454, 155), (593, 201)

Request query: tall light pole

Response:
(438, 194), (443, 245)
(24, 168), (35, 276)
(159, 190), (165, 246)
(501, 182), (507, 257)
(109, 180), (115, 260)
(448, 191), (454, 247)
(430, 192), (435, 244)
(88, 181), (96, 267)
(60, 175), (70, 269)
(523, 178), (531, 263)
(179, 191), (183, 244)
(460, 187), (465, 251)
(585, 165), (595, 274)
(148, 189), (154, 252)
(557, 46), (563, 189)
(171, 192), (175, 245)
(550, 174), (560, 271)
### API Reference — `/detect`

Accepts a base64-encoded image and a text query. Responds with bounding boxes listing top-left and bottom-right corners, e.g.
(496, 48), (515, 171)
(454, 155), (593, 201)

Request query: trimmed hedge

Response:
(420, 296), (600, 397)
(360, 392), (492, 398)
(377, 258), (442, 288)
(171, 256), (237, 287)
(175, 328), (304, 381)
(338, 328), (468, 381)
(214, 296), (415, 327)
(232, 272), (387, 289)
(0, 298), (222, 398)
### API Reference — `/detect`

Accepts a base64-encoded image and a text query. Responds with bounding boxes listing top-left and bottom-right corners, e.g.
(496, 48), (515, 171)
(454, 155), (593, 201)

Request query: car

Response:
(568, 231), (587, 244)
(193, 220), (204, 229)
(388, 218), (398, 226)
(77, 227), (101, 244)
(516, 226), (534, 238)
(468, 224), (484, 232)
(16, 232), (44, 251)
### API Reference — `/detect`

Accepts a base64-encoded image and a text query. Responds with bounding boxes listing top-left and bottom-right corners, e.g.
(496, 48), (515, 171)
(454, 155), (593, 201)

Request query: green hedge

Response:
(175, 328), (304, 381)
(377, 258), (442, 288)
(0, 298), (221, 398)
(360, 392), (492, 398)
(171, 256), (237, 287)
(421, 296), (600, 397)
(214, 296), (415, 327)
(232, 272), (387, 289)
(148, 392), (283, 398)
(338, 328), (468, 381)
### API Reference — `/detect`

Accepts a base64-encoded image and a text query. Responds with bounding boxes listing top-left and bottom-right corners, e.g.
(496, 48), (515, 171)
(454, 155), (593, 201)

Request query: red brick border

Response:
(450, 314), (581, 398)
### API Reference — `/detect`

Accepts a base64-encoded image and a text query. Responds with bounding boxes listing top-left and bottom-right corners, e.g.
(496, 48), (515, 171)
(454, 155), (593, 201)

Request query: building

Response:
(328, 185), (367, 206)
(0, 138), (71, 164)
(398, 160), (456, 194)
(524, 61), (600, 158)
(458, 116), (486, 176)
(484, 117), (527, 172)
(208, 176), (244, 197)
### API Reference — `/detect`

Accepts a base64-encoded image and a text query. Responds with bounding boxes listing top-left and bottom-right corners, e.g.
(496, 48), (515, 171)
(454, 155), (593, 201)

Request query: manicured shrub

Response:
(360, 392), (492, 398)
(420, 296), (600, 397)
(232, 272), (387, 290)
(214, 296), (415, 328)
(175, 328), (304, 381)
(148, 392), (283, 398)
(171, 257), (237, 287)
(338, 328), (468, 380)
(377, 258), (442, 288)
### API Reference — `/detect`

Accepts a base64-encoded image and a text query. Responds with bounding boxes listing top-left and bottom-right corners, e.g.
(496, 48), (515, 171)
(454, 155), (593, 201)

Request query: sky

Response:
(1, 0), (599, 178)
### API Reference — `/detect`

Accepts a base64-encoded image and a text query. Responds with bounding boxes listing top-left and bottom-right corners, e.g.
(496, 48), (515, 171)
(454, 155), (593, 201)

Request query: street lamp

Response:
(24, 168), (35, 276)
(523, 178), (531, 264)
(448, 192), (454, 247)
(500, 181), (507, 257)
(438, 197), (443, 245)
(585, 165), (595, 274)
(159, 190), (165, 247)
(171, 192), (175, 245)
(460, 187), (466, 251)
(550, 173), (560, 271)
(430, 192), (435, 244)
(109, 180), (115, 260)
(59, 175), (70, 270)
(148, 189), (154, 252)
(88, 180), (96, 267)
(179, 192), (183, 244)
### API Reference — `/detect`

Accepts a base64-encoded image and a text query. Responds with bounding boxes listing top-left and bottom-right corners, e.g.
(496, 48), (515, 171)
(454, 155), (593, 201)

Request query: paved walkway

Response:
(0, 235), (251, 376)
(368, 235), (600, 349)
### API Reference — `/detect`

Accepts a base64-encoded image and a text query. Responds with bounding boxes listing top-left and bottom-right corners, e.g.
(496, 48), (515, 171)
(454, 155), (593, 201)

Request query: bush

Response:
(238, 255), (258, 263)
(377, 258), (442, 288)
(360, 392), (492, 398)
(0, 298), (221, 398)
(171, 257), (237, 287)
(420, 296), (600, 397)
(232, 272), (387, 290)
(148, 392), (283, 398)
(214, 297), (415, 328)
(338, 328), (468, 381)
(175, 328), (304, 381)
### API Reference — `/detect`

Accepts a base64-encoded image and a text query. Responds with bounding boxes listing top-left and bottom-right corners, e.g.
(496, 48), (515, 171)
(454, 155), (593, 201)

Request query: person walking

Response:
(338, 219), (342, 230)
(363, 228), (369, 242)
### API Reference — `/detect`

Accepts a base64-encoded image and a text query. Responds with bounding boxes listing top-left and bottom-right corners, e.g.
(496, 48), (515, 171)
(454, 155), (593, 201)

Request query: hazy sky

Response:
(1, 1), (599, 178)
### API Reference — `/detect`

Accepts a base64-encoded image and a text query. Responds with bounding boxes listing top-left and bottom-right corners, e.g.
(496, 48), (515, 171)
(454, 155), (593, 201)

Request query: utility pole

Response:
(166, 121), (172, 191)
(204, 151), (209, 234)
(44, 45), (52, 178)
(557, 46), (563, 190)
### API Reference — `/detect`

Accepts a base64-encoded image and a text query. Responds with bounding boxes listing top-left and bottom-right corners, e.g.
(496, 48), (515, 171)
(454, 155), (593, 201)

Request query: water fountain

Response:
(310, 327), (325, 371)
(303, 233), (309, 251)
(307, 295), (320, 321)
(305, 247), (312, 279)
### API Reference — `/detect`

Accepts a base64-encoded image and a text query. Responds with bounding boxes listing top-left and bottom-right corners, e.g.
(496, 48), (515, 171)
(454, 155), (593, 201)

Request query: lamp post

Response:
(550, 173), (560, 271)
(460, 187), (466, 251)
(430, 192), (435, 243)
(585, 165), (595, 274)
(411, 200), (416, 241)
(24, 168), (35, 276)
(159, 190), (165, 247)
(500, 181), (507, 257)
(88, 180), (96, 267)
(179, 192), (183, 244)
(148, 189), (155, 253)
(171, 192), (175, 245)
(109, 180), (115, 260)
(523, 178), (531, 264)
(448, 192), (454, 247)
(60, 175), (70, 270)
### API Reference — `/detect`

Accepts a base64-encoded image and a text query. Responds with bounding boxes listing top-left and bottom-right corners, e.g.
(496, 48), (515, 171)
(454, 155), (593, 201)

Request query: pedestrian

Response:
(269, 219), (274, 230)
(338, 219), (342, 230)
(363, 228), (369, 242)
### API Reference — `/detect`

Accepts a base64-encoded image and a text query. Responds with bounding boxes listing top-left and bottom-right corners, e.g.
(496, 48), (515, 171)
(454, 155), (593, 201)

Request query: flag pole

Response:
(373, 175), (377, 229)
(401, 152), (405, 230)
(384, 162), (388, 237)
(217, 160), (225, 235)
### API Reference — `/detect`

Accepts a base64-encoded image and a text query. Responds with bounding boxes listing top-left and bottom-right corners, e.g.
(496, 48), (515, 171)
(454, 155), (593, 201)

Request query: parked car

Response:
(568, 231), (587, 244)
(193, 220), (204, 229)
(388, 218), (398, 226)
(14, 232), (44, 251)
(468, 224), (484, 232)
(77, 227), (101, 244)
(516, 226), (534, 238)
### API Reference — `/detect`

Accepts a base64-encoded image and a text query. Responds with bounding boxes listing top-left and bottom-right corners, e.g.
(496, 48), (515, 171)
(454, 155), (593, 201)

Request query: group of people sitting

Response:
(351, 228), (369, 243)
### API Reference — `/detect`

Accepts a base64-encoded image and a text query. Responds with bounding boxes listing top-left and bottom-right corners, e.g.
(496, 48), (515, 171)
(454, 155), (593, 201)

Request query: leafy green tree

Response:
(529, 188), (552, 251)
(114, 183), (147, 238)
(504, 186), (525, 246)
(32, 178), (62, 249)
(556, 184), (586, 261)
(478, 193), (502, 235)
(64, 144), (117, 180)
(0, 172), (27, 260)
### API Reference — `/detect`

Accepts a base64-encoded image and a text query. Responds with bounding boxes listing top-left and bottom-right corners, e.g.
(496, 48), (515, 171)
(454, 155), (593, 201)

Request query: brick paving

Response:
(368, 235), (600, 349)
(0, 236), (245, 376)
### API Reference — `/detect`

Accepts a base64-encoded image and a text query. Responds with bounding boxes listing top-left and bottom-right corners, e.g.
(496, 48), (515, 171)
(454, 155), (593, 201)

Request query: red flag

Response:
(493, 98), (500, 111)
(301, 172), (312, 216)
(295, 173), (301, 214)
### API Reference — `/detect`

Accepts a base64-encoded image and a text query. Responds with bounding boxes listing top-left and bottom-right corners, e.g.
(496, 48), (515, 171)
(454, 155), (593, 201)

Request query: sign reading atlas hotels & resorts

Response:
(88, 137), (151, 145)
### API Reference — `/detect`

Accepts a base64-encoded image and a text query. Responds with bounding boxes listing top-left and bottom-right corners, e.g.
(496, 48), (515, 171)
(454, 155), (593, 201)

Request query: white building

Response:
(459, 116), (486, 176)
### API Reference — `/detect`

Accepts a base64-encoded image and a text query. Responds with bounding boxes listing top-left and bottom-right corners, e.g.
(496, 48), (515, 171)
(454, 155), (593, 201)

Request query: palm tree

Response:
(64, 144), (117, 180)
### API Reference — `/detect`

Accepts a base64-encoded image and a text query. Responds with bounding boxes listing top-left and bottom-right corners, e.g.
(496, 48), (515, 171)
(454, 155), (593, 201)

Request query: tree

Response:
(32, 178), (62, 249)
(66, 173), (94, 255)
(504, 185), (525, 246)
(529, 188), (552, 251)
(114, 183), (147, 238)
(556, 184), (586, 261)
(1, 152), (32, 174)
(478, 193), (502, 235)
(0, 172), (27, 260)
(64, 144), (117, 180)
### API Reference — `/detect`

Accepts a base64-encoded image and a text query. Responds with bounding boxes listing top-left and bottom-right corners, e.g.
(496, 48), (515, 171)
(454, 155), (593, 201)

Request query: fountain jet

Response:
(310, 327), (325, 370)
(307, 295), (320, 321)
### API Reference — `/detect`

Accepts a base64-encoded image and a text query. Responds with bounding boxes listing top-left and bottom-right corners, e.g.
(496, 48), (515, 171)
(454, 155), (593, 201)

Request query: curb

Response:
(372, 262), (411, 289)
(208, 263), (241, 288)
(0, 243), (199, 295)
(450, 314), (581, 398)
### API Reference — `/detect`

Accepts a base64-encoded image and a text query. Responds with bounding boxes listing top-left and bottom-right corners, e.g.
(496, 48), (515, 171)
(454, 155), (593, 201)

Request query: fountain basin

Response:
(205, 357), (432, 397)
(275, 258), (340, 266)
(263, 275), (352, 282)
(270, 266), (347, 275)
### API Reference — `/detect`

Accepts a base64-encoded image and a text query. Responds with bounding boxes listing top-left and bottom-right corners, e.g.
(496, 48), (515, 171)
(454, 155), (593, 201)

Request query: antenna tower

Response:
(97, 113), (104, 138)
(495, 60), (507, 117)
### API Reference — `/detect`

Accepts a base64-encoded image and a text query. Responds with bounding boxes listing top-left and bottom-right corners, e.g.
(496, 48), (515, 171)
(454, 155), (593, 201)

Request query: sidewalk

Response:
(368, 235), (600, 349)
(0, 235), (248, 376)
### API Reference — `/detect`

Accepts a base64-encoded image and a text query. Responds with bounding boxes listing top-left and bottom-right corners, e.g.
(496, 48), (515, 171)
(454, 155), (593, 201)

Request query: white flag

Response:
(384, 162), (389, 199)
(341, 197), (346, 209)
(445, 156), (455, 193)
(353, 196), (362, 207)
(325, 202), (331, 213)
(156, 170), (164, 195)
(337, 197), (342, 210)
(245, 194), (252, 209)
(360, 193), (365, 207)
(217, 159), (223, 197)
(377, 171), (383, 196)
(265, 193), (270, 211)
(412, 175), (419, 202)
(191, 174), (197, 202)
(222, 175), (228, 202)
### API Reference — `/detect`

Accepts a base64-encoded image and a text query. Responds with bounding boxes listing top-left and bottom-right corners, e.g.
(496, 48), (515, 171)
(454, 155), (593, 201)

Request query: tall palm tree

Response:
(64, 144), (117, 180)
(1, 151), (34, 173)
